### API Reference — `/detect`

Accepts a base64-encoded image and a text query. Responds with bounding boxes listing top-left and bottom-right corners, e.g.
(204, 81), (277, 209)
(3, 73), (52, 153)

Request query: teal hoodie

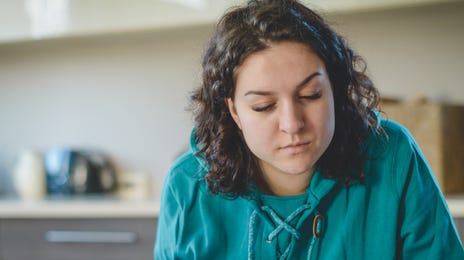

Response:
(154, 117), (464, 259)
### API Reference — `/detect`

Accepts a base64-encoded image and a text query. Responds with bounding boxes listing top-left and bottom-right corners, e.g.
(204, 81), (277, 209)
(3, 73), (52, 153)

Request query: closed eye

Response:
(252, 103), (274, 112)
(299, 92), (322, 100)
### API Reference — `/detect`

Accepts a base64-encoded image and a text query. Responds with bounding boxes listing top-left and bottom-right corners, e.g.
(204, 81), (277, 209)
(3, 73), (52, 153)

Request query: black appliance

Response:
(44, 148), (117, 195)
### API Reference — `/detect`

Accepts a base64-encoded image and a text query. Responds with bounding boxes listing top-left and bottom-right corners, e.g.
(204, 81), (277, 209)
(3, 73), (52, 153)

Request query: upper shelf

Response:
(0, 0), (459, 45)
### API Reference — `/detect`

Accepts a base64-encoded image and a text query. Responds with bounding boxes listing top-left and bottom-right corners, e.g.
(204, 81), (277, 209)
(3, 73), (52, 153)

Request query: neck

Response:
(256, 167), (314, 197)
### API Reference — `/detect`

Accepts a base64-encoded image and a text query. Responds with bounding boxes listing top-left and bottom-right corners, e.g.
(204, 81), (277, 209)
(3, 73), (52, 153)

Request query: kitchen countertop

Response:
(0, 195), (160, 219)
(0, 195), (463, 219)
(446, 195), (464, 218)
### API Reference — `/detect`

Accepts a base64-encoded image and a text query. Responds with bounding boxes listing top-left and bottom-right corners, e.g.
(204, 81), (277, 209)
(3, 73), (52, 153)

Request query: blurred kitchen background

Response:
(0, 0), (463, 259)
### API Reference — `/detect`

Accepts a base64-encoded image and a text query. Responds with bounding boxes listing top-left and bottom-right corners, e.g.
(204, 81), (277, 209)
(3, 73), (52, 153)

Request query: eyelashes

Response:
(252, 104), (274, 112)
(251, 92), (322, 112)
(299, 92), (322, 100)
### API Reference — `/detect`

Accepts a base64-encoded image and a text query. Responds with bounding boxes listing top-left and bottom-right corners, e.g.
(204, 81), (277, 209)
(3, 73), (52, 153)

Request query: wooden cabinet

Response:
(381, 102), (464, 194)
(0, 218), (156, 260)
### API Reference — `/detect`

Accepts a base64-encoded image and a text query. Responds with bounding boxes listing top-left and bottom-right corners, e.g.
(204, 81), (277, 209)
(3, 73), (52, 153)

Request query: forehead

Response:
(234, 41), (326, 92)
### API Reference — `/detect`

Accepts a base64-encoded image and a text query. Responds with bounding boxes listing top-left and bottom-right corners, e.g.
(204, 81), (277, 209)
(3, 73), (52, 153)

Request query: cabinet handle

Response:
(45, 231), (138, 243)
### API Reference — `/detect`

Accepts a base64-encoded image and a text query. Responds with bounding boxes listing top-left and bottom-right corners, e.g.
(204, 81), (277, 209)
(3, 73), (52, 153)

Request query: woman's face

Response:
(227, 41), (335, 187)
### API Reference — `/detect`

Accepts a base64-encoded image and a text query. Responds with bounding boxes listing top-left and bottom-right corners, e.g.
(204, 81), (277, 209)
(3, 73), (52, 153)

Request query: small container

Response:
(12, 150), (46, 200)
(116, 172), (151, 200)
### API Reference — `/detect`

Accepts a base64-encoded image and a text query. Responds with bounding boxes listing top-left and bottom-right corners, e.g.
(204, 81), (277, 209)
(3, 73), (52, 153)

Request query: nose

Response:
(279, 101), (305, 134)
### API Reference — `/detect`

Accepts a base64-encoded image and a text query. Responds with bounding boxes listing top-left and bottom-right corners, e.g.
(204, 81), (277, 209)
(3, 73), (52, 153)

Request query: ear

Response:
(225, 98), (242, 129)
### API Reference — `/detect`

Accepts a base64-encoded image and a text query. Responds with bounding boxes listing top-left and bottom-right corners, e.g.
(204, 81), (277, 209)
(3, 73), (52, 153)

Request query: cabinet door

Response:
(454, 217), (464, 242)
(0, 218), (156, 260)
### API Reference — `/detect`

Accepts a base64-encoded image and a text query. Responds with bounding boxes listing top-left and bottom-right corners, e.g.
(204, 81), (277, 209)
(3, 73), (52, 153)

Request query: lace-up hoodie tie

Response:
(247, 177), (337, 260)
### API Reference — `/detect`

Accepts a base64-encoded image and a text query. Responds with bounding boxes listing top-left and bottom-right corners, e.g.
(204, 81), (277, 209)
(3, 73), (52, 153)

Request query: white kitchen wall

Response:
(0, 2), (463, 196)
(329, 1), (464, 102)
(0, 26), (213, 195)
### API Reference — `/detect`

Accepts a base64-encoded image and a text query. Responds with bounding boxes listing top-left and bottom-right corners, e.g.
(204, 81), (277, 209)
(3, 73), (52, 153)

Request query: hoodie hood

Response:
(189, 128), (210, 172)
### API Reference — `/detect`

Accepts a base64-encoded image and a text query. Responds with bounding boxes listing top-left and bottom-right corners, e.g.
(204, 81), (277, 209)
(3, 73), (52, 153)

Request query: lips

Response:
(280, 142), (310, 154)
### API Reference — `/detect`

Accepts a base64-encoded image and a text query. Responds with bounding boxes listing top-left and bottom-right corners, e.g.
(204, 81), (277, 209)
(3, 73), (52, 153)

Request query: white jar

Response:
(12, 150), (46, 200)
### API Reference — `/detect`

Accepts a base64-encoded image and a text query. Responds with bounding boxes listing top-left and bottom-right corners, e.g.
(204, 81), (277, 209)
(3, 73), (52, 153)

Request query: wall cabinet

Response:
(0, 218), (156, 260)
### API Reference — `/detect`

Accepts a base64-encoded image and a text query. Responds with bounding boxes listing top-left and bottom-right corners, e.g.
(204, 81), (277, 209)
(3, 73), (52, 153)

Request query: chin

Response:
(282, 158), (316, 174)
(279, 164), (314, 176)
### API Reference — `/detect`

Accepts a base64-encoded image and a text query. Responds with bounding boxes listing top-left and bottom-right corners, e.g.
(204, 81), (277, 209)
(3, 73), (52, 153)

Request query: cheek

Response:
(241, 117), (269, 139)
(309, 96), (335, 139)
(237, 113), (274, 150)
(323, 98), (336, 140)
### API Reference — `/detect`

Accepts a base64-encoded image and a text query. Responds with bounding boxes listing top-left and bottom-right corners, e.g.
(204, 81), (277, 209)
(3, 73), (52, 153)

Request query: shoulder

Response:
(369, 116), (418, 159)
(380, 117), (414, 144)
(170, 150), (206, 178)
(162, 150), (209, 202)
(365, 116), (433, 198)
(166, 149), (207, 184)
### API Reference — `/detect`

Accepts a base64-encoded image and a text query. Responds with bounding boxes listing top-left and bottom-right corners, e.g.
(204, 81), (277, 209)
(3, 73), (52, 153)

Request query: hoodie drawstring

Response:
(248, 204), (316, 260)
(261, 204), (311, 242)
(262, 205), (312, 259)
(248, 211), (258, 260)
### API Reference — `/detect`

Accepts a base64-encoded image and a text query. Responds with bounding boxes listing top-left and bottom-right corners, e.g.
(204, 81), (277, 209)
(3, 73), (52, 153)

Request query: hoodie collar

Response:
(247, 168), (338, 205)
(307, 168), (338, 205)
(247, 169), (339, 260)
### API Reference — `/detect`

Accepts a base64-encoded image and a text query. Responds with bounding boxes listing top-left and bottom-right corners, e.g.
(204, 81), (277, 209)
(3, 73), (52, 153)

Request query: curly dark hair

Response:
(190, 0), (380, 196)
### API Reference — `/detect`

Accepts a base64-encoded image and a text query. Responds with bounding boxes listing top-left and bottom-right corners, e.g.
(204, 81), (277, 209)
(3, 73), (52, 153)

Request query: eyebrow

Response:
(243, 71), (321, 96)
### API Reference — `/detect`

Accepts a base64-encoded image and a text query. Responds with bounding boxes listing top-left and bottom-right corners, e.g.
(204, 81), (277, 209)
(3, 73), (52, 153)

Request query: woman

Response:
(154, 0), (463, 259)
